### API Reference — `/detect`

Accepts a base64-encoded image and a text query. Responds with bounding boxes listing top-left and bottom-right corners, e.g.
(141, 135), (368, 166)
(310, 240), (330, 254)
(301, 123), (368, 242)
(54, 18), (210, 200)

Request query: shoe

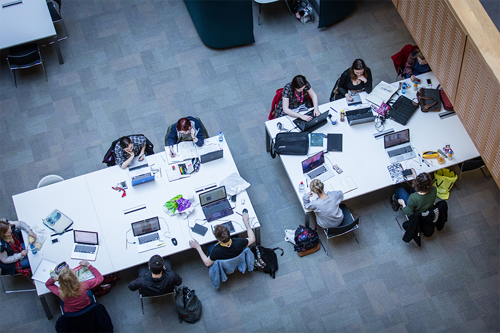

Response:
(390, 195), (400, 212)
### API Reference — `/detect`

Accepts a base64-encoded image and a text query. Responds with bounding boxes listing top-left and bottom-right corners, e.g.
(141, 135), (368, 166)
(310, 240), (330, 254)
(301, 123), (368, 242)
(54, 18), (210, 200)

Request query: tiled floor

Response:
(0, 1), (499, 332)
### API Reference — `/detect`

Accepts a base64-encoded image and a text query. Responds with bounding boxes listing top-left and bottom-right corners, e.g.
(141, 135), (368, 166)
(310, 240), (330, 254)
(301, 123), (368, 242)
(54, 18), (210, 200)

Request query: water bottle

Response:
(298, 181), (305, 193)
(30, 243), (37, 255)
(402, 83), (406, 94)
(218, 131), (223, 143)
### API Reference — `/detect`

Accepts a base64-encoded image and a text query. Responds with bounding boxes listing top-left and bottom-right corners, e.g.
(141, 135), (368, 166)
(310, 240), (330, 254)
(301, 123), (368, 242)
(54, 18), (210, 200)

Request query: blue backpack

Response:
(294, 225), (319, 252)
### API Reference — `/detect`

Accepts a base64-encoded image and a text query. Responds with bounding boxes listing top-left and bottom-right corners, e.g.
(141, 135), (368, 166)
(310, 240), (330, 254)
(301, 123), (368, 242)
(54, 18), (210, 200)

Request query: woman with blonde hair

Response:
(302, 179), (344, 228)
(46, 260), (103, 313)
(0, 219), (36, 276)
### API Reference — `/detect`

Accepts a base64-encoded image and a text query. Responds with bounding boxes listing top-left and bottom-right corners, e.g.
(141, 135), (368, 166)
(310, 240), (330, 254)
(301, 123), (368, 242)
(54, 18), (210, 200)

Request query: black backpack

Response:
(175, 286), (202, 324)
(270, 132), (309, 158)
(251, 245), (284, 279)
(294, 225), (319, 252)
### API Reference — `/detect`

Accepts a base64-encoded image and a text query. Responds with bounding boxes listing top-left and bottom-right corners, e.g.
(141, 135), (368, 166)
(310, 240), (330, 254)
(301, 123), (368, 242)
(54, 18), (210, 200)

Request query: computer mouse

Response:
(277, 122), (282, 130)
(171, 238), (177, 246)
(242, 208), (248, 214)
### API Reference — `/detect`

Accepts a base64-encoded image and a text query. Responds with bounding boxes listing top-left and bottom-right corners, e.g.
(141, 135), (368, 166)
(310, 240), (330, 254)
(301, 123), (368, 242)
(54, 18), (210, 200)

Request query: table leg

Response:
(305, 211), (316, 229)
(265, 125), (271, 153)
(40, 294), (53, 320)
(53, 37), (64, 64)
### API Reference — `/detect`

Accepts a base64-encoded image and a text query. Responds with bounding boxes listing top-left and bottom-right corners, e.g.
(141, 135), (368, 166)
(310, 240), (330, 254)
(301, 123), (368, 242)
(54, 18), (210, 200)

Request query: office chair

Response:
(56, 302), (113, 333)
(7, 43), (48, 87)
(0, 271), (36, 294)
(37, 175), (64, 188)
(139, 290), (175, 315)
(390, 44), (418, 81)
(209, 247), (254, 289)
(456, 157), (488, 189)
(254, 0), (293, 25)
(102, 134), (154, 167)
(316, 204), (360, 256)
(47, 0), (68, 42)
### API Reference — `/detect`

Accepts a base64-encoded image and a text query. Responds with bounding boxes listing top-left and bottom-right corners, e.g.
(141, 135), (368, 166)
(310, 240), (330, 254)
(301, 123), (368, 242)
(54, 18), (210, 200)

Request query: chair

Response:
(0, 271), (36, 294)
(269, 88), (283, 120)
(47, 0), (68, 42)
(456, 156), (488, 189)
(390, 44), (418, 80)
(139, 290), (175, 315)
(254, 0), (293, 25)
(316, 204), (360, 256)
(208, 247), (254, 289)
(6, 43), (47, 87)
(55, 302), (113, 333)
(37, 175), (64, 188)
(102, 134), (154, 167)
(164, 117), (209, 146)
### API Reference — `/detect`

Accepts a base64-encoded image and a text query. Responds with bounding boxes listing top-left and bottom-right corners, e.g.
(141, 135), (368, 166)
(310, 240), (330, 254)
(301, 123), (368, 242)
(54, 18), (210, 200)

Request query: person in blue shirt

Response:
(403, 49), (431, 82)
(166, 117), (205, 157)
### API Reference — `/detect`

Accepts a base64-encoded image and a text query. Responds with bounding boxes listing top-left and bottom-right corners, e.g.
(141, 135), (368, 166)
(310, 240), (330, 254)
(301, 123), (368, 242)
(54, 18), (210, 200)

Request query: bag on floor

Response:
(251, 245), (284, 279)
(433, 168), (457, 200)
(91, 273), (120, 297)
(270, 132), (309, 158)
(294, 225), (319, 253)
(294, 0), (314, 24)
(175, 286), (202, 324)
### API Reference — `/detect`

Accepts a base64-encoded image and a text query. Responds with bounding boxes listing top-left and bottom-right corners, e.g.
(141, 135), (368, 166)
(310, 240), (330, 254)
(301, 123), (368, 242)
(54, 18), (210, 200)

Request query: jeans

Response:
(394, 186), (415, 205)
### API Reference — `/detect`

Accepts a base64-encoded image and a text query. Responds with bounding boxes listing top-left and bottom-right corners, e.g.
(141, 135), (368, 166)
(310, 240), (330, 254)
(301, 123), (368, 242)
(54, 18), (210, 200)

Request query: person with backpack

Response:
(128, 255), (182, 296)
(302, 179), (344, 228)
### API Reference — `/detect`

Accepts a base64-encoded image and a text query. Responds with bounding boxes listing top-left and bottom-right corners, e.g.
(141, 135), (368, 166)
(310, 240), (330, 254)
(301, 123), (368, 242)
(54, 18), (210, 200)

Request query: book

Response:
(310, 133), (324, 147)
(327, 134), (342, 152)
(366, 81), (398, 106)
(329, 175), (357, 194)
(165, 161), (194, 182)
(165, 141), (198, 164)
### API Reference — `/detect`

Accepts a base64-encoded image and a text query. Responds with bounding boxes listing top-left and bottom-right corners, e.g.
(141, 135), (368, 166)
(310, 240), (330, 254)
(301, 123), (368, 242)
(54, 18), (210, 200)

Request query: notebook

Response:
(199, 186), (233, 222)
(301, 151), (335, 183)
(366, 81), (398, 106)
(131, 217), (165, 253)
(346, 93), (362, 106)
(384, 129), (416, 163)
(310, 133), (324, 147)
(165, 141), (199, 164)
(327, 134), (343, 152)
(70, 230), (99, 261)
(293, 111), (329, 133)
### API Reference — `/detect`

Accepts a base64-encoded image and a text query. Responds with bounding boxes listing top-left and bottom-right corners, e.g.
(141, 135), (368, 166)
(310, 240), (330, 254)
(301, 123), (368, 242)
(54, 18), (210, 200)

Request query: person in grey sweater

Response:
(302, 179), (344, 229)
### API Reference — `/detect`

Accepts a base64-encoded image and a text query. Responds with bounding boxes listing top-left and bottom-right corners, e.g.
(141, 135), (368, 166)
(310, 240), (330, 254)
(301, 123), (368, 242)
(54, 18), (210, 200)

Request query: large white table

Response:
(265, 72), (480, 212)
(12, 136), (259, 319)
(0, 0), (64, 64)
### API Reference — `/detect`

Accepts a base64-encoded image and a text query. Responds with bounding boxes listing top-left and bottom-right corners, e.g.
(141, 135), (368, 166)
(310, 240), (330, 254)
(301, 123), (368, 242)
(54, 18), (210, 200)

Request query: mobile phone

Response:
(230, 195), (237, 202)
(120, 181), (127, 189)
(426, 79), (432, 86)
(402, 169), (412, 177)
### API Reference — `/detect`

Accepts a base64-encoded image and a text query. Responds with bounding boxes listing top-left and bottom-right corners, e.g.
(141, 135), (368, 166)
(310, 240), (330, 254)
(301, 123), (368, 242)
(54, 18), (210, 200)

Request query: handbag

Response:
(414, 88), (441, 112)
(270, 132), (309, 159)
(437, 84), (454, 111)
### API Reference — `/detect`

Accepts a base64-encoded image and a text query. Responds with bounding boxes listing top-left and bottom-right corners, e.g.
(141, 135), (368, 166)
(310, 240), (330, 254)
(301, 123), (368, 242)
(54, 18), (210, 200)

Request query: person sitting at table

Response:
(403, 49), (431, 82)
(390, 171), (437, 216)
(128, 254), (182, 296)
(114, 135), (147, 169)
(0, 219), (36, 276)
(46, 260), (103, 313)
(274, 75), (320, 121)
(334, 59), (373, 102)
(189, 212), (255, 267)
(166, 116), (205, 157)
(302, 179), (344, 229)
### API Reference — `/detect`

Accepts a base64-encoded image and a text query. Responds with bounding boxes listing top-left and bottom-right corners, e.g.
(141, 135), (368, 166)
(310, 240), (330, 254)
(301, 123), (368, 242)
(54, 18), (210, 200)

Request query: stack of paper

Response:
(366, 81), (398, 106)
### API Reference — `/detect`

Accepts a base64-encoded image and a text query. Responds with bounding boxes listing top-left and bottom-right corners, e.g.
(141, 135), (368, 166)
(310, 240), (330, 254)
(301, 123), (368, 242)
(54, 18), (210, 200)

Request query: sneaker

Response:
(390, 195), (400, 212)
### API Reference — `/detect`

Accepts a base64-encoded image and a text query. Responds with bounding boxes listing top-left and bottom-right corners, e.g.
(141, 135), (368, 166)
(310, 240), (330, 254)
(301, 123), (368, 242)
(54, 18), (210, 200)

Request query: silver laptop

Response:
(131, 217), (165, 253)
(301, 151), (335, 183)
(384, 129), (416, 163)
(71, 230), (99, 261)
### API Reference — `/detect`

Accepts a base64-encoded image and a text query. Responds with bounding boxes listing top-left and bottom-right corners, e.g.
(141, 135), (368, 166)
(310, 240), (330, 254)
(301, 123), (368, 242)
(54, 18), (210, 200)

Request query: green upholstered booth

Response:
(183, 0), (255, 49)
(317, 0), (356, 28)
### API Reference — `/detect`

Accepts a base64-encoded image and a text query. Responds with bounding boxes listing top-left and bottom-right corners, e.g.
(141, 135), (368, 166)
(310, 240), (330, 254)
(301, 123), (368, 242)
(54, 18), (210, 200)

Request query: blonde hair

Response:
(58, 267), (83, 300)
(310, 179), (324, 195)
(415, 50), (425, 61)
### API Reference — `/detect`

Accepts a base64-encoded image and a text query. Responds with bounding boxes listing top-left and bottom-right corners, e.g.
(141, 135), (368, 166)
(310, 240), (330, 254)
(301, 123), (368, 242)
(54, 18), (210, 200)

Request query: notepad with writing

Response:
(327, 134), (343, 152)
(329, 175), (357, 194)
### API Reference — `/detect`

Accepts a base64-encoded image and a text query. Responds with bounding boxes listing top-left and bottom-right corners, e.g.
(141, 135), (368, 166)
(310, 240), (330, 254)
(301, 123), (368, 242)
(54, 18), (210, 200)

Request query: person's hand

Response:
(127, 150), (135, 159)
(190, 128), (196, 139)
(398, 199), (406, 207)
(138, 154), (144, 161)
(411, 168), (417, 178)
(300, 114), (313, 121)
(169, 147), (175, 157)
(79, 260), (90, 267)
(189, 239), (200, 249)
(313, 110), (320, 117)
(410, 75), (416, 82)
(346, 94), (353, 102)
(358, 75), (367, 83)
(242, 212), (249, 224)
(53, 275), (58, 281)
(309, 191), (313, 197)
(21, 250), (28, 256)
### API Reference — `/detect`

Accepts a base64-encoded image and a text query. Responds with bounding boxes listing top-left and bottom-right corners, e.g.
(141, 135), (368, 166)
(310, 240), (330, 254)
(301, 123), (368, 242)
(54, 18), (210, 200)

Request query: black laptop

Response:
(293, 111), (329, 133)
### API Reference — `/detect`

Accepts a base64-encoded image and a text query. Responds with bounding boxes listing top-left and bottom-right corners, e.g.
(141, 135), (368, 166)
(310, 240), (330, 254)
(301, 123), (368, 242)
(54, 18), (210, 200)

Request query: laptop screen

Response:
(384, 129), (410, 149)
(199, 186), (227, 206)
(131, 217), (160, 237)
(302, 151), (325, 173)
(74, 230), (98, 245)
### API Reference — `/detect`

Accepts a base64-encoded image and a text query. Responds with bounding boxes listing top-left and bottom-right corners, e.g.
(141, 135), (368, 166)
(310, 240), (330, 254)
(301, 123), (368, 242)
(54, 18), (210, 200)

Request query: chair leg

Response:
(141, 296), (144, 315)
(258, 4), (262, 25)
(10, 69), (17, 88)
(42, 61), (48, 82)
(352, 232), (359, 244)
(284, 0), (293, 15)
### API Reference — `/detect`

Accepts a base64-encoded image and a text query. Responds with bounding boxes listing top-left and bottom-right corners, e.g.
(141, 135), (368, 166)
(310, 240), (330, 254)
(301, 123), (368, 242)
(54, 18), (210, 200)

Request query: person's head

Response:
(58, 266), (82, 300)
(119, 136), (133, 154)
(213, 225), (230, 244)
(176, 118), (193, 135)
(415, 50), (427, 66)
(413, 172), (433, 193)
(0, 219), (12, 242)
(350, 59), (369, 81)
(291, 75), (309, 93)
(310, 179), (325, 196)
(148, 255), (165, 275)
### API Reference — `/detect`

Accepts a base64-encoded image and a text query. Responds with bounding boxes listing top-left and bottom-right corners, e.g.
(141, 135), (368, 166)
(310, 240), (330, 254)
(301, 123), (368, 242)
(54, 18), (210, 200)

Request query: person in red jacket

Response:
(46, 260), (103, 313)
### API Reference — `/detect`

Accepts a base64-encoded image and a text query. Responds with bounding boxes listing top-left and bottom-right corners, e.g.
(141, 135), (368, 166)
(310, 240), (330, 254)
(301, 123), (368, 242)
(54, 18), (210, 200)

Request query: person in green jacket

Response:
(390, 171), (437, 216)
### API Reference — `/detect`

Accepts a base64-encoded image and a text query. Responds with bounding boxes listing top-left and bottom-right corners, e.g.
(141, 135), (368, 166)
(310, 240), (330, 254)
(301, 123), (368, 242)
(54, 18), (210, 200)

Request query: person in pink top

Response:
(46, 260), (103, 313)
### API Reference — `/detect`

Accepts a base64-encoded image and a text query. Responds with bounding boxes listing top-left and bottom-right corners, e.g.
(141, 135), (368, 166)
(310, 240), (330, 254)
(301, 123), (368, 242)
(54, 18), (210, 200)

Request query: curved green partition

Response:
(318, 0), (357, 28)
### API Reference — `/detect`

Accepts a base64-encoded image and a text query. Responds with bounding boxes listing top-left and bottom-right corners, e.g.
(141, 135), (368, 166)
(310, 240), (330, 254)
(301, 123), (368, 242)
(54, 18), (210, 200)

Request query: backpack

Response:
(175, 286), (202, 324)
(91, 273), (120, 297)
(270, 132), (309, 159)
(293, 225), (319, 252)
(251, 245), (284, 279)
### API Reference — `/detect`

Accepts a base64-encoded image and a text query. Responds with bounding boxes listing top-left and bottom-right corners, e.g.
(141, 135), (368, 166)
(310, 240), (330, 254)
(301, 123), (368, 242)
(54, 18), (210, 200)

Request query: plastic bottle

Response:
(402, 83), (406, 94)
(340, 110), (345, 122)
(413, 81), (418, 91)
(298, 182), (305, 193)
(30, 243), (37, 255)
(218, 131), (223, 143)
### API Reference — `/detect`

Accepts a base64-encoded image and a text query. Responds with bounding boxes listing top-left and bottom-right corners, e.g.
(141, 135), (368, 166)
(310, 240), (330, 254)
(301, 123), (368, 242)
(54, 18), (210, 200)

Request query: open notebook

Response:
(328, 175), (357, 194)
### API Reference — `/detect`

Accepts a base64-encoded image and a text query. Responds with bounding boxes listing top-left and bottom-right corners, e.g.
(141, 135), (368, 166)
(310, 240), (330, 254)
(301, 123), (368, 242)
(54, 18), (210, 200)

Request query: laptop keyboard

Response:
(132, 173), (151, 182)
(138, 232), (159, 245)
(308, 166), (327, 179)
(75, 245), (96, 254)
(388, 146), (413, 157)
(204, 201), (231, 215)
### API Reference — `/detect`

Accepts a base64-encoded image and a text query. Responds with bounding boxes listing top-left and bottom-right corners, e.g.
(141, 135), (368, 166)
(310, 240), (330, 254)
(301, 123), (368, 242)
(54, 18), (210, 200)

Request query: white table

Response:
(0, 0), (64, 64)
(265, 72), (480, 212)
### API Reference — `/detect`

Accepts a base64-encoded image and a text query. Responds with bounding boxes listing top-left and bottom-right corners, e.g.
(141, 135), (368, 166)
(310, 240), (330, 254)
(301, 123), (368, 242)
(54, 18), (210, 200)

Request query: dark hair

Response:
(213, 225), (230, 243)
(148, 255), (164, 275)
(413, 172), (433, 193)
(291, 75), (308, 92)
(0, 220), (10, 241)
(119, 136), (132, 149)
(350, 59), (370, 81)
(176, 118), (192, 132)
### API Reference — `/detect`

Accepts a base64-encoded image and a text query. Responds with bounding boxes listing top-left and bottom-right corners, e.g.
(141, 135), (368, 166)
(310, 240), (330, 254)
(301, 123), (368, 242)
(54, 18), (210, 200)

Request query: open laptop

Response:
(199, 186), (233, 222)
(384, 128), (416, 163)
(293, 111), (329, 133)
(131, 217), (165, 253)
(71, 230), (99, 261)
(129, 163), (155, 186)
(301, 151), (335, 183)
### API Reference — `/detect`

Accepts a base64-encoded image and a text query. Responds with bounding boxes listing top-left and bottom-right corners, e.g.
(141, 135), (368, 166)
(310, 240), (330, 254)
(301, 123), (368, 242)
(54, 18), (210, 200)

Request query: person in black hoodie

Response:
(128, 255), (182, 296)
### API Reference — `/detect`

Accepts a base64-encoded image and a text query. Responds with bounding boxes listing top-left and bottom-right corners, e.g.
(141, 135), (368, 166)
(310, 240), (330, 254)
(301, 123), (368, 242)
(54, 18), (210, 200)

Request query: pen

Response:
(161, 154), (166, 162)
(306, 179), (309, 188)
(160, 168), (162, 178)
(330, 107), (338, 113)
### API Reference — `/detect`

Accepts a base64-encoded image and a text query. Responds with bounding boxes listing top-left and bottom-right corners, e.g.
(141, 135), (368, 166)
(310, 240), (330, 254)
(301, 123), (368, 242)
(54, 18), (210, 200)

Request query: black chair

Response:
(7, 43), (47, 87)
(0, 271), (36, 294)
(316, 204), (360, 256)
(102, 135), (154, 167)
(139, 289), (175, 315)
(164, 117), (209, 146)
(456, 157), (488, 189)
(47, 0), (68, 42)
(55, 302), (113, 333)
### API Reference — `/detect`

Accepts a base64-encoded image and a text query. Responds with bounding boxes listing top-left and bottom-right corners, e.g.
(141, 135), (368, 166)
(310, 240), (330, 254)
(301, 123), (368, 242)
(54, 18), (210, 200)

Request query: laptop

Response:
(301, 151), (335, 183)
(384, 129), (416, 163)
(129, 163), (155, 186)
(293, 111), (329, 133)
(199, 186), (234, 222)
(200, 149), (223, 164)
(131, 217), (165, 253)
(71, 230), (99, 261)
